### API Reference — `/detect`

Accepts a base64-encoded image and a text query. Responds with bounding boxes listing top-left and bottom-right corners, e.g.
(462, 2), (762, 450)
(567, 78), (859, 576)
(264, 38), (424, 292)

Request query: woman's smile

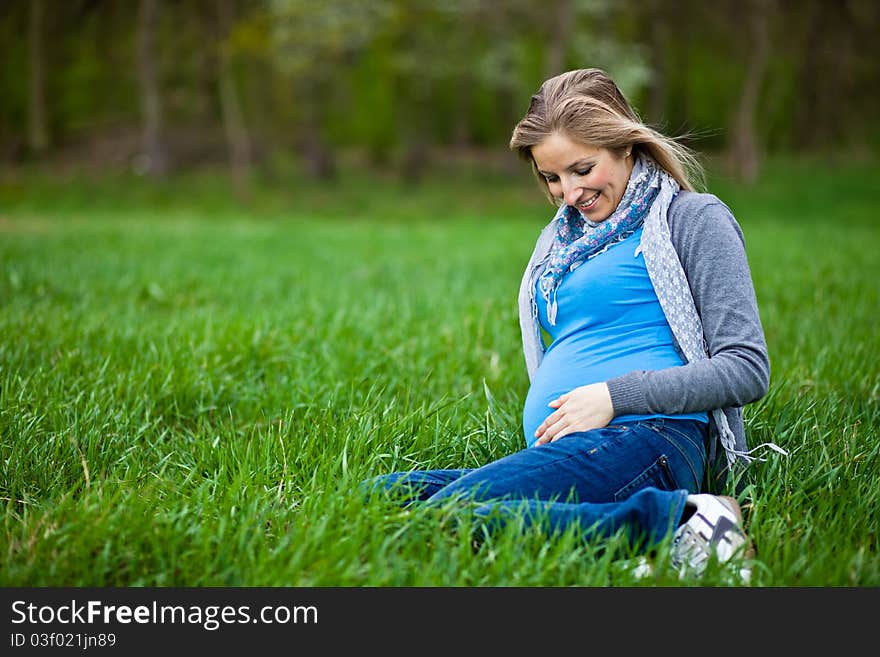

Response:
(576, 190), (601, 212)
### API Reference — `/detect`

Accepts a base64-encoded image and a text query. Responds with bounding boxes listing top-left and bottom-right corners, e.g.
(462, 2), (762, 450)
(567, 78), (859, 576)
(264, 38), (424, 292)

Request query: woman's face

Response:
(531, 132), (633, 223)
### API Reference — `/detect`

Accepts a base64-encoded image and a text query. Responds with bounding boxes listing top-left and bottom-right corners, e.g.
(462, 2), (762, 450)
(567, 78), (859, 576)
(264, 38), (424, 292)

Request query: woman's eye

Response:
(575, 168), (593, 176)
(545, 176), (559, 183)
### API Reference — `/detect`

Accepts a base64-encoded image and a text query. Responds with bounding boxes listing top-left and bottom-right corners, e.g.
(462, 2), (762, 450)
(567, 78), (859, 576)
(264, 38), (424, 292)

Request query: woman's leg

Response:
(427, 418), (708, 547)
(363, 419), (707, 548)
(360, 468), (473, 504)
(473, 487), (690, 549)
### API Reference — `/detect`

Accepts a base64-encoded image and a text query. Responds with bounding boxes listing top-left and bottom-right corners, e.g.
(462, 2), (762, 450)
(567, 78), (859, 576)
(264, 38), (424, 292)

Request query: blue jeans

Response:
(364, 418), (708, 549)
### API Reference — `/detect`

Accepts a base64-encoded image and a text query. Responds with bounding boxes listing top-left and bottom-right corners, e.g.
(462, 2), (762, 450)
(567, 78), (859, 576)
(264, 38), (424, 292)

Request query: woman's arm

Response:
(606, 193), (770, 416)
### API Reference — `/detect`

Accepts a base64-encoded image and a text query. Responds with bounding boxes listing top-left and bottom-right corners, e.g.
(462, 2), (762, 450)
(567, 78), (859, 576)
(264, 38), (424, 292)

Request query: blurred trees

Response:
(217, 0), (253, 196)
(726, 0), (772, 184)
(27, 0), (48, 156)
(137, 0), (167, 176)
(0, 0), (876, 184)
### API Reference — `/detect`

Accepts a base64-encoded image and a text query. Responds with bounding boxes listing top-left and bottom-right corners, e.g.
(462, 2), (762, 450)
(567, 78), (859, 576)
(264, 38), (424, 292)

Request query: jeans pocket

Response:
(645, 420), (707, 492)
(612, 454), (676, 502)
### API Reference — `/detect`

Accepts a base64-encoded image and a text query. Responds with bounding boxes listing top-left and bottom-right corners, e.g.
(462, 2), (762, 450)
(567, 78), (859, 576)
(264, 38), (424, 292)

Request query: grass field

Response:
(1, 157), (878, 586)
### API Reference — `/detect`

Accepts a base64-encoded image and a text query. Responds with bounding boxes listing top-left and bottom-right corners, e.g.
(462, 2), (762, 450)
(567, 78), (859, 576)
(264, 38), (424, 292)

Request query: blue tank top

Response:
(522, 227), (707, 446)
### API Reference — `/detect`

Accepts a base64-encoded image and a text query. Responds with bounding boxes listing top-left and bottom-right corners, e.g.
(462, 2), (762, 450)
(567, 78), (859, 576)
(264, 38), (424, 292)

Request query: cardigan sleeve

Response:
(605, 192), (770, 416)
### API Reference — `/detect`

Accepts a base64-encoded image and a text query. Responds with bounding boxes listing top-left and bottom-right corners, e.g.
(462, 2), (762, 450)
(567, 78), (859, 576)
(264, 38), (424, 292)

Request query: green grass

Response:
(1, 157), (878, 586)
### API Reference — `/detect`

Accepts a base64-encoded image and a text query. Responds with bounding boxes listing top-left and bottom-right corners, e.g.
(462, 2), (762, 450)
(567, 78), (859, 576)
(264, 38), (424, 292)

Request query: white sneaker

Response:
(671, 494), (754, 581)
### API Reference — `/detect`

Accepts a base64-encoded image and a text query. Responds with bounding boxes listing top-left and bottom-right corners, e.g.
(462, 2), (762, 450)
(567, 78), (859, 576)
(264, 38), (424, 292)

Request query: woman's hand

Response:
(534, 382), (614, 445)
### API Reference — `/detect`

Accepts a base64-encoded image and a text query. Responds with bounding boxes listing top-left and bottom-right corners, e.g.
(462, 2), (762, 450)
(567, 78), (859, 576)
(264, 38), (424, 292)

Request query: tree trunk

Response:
(217, 0), (252, 200)
(298, 78), (336, 180)
(644, 0), (669, 126)
(401, 128), (428, 184)
(28, 0), (48, 157)
(489, 6), (520, 174)
(727, 0), (770, 184)
(545, 0), (573, 77)
(398, 82), (429, 184)
(138, 0), (167, 176)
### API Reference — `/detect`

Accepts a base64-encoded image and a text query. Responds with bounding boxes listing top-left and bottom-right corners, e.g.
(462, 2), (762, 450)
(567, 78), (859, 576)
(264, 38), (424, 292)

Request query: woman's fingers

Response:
(548, 394), (566, 409)
(535, 402), (568, 438)
(535, 409), (572, 444)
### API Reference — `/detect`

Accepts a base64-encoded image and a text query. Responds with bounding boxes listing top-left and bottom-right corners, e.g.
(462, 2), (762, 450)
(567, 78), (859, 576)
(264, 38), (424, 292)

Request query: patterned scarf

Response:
(538, 156), (661, 325)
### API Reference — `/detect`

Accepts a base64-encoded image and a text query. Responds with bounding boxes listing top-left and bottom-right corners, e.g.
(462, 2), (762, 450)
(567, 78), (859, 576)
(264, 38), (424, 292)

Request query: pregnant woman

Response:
(364, 68), (773, 577)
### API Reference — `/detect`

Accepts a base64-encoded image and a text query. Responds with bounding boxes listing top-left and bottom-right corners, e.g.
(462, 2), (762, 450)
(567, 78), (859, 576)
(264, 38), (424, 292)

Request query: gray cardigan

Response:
(517, 191), (770, 485)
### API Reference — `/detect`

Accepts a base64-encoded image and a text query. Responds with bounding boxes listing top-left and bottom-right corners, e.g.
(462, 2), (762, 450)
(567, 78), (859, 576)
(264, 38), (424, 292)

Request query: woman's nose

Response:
(561, 180), (582, 205)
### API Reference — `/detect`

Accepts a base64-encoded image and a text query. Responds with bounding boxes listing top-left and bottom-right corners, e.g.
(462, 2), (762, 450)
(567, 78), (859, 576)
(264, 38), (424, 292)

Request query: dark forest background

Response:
(1, 0), (878, 196)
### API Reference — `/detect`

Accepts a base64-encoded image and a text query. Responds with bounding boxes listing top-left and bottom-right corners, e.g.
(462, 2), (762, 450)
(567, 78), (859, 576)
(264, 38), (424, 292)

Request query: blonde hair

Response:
(509, 68), (705, 202)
